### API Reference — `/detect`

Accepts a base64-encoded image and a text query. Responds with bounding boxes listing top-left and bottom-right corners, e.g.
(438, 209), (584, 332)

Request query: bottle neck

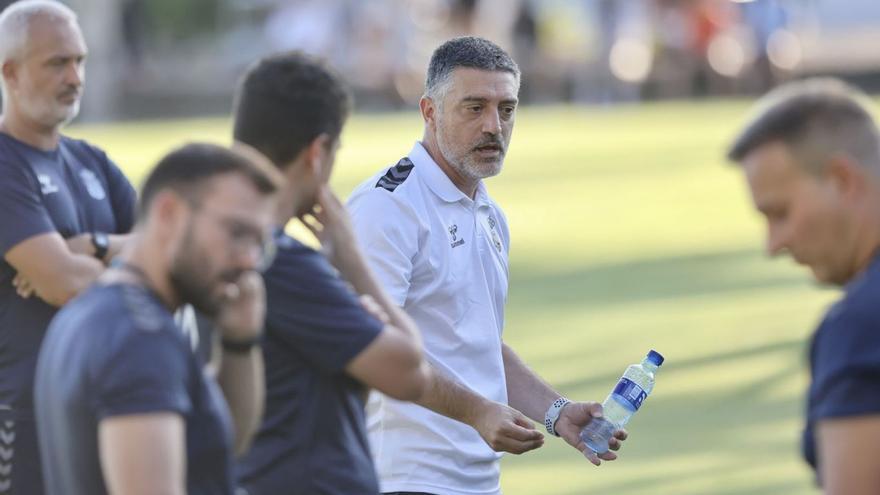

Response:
(641, 358), (659, 374)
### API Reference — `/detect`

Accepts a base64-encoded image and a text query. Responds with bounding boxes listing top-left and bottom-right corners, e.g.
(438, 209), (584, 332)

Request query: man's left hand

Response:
(216, 271), (266, 343)
(12, 273), (35, 298)
(555, 401), (628, 466)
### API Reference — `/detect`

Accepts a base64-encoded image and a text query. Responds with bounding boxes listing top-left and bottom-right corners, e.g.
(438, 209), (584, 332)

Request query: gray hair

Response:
(0, 0), (78, 65)
(727, 78), (880, 173)
(424, 36), (520, 103)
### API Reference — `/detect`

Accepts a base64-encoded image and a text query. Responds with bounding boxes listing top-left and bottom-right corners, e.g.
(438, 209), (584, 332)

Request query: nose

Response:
(236, 243), (264, 271)
(482, 108), (502, 135)
(765, 223), (787, 257)
(65, 61), (83, 88)
(227, 236), (263, 272)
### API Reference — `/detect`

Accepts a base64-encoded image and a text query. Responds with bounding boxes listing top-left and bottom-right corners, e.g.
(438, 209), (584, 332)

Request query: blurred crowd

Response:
(250, 0), (799, 104)
(7, 0), (880, 119)
(245, 0), (875, 105)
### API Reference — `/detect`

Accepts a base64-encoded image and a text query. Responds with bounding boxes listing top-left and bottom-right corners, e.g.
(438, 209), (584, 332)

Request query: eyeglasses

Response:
(192, 206), (277, 272)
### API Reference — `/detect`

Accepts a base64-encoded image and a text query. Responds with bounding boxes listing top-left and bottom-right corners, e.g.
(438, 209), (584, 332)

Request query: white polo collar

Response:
(409, 141), (489, 207)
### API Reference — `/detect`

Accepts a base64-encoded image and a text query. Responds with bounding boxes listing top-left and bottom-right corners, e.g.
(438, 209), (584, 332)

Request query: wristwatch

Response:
(221, 336), (262, 354)
(91, 231), (109, 261)
(544, 397), (571, 437)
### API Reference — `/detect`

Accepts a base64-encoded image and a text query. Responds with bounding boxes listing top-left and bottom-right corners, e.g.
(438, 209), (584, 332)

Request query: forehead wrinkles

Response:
(446, 69), (517, 101)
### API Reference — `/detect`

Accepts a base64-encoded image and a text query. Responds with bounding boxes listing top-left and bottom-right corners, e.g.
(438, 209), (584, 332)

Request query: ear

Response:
(1, 60), (18, 91)
(824, 154), (866, 199)
(304, 133), (331, 177)
(149, 190), (189, 236)
(420, 96), (436, 129)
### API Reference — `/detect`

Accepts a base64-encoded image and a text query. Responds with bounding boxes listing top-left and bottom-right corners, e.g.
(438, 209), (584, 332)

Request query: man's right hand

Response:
(469, 401), (545, 455)
(12, 273), (35, 299)
(215, 271), (266, 344)
(298, 185), (361, 274)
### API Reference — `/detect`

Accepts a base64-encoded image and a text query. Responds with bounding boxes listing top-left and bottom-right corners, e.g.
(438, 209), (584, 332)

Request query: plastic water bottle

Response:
(580, 350), (664, 454)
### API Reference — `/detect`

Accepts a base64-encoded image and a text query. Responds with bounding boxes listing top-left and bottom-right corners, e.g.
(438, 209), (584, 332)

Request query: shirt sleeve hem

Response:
(325, 323), (384, 373)
(0, 224), (57, 257)
(811, 403), (880, 421)
(96, 400), (190, 421)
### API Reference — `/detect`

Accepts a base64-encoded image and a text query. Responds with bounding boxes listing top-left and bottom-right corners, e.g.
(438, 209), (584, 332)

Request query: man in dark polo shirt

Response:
(728, 78), (880, 493)
(0, 2), (135, 492)
(36, 143), (282, 495)
(231, 53), (432, 495)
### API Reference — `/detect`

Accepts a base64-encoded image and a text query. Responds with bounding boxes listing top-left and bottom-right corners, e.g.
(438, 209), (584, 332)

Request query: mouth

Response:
(221, 270), (245, 285)
(57, 91), (80, 104)
(473, 143), (504, 157)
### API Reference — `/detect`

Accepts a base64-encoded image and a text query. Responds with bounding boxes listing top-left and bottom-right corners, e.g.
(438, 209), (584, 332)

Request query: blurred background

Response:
(6, 0), (880, 494)
(2, 0), (879, 120)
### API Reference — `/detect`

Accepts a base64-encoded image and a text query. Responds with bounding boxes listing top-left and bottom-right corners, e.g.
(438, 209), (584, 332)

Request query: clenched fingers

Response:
(490, 429), (544, 455)
(607, 428), (628, 451)
(13, 274), (34, 299)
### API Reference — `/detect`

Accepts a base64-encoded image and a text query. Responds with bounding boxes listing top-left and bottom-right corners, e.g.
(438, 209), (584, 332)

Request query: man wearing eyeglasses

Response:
(35, 142), (282, 495)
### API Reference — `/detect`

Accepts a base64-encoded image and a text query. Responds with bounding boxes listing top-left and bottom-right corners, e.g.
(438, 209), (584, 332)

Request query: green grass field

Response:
(69, 101), (837, 495)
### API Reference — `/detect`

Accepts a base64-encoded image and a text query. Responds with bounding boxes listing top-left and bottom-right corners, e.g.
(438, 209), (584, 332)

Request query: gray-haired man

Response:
(0, 2), (136, 492)
(347, 36), (626, 495)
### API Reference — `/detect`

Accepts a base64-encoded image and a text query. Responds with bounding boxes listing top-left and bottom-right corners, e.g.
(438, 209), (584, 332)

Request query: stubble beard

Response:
(19, 93), (80, 130)
(435, 122), (505, 183)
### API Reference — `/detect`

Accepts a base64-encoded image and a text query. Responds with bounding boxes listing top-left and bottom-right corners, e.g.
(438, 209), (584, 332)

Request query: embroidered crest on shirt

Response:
(79, 169), (106, 200)
(37, 173), (59, 195)
(487, 215), (502, 253)
(448, 224), (464, 248)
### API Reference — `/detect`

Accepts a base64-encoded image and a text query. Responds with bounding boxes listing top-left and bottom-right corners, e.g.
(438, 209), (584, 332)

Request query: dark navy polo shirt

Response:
(35, 282), (235, 495)
(236, 233), (383, 495)
(803, 255), (880, 480)
(0, 133), (136, 419)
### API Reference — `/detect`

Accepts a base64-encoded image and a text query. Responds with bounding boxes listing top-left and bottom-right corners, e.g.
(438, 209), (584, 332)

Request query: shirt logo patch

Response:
(79, 169), (106, 200)
(487, 215), (502, 253)
(449, 224), (464, 248)
(37, 174), (59, 195)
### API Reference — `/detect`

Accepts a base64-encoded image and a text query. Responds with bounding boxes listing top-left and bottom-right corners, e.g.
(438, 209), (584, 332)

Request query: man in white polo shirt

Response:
(347, 36), (626, 495)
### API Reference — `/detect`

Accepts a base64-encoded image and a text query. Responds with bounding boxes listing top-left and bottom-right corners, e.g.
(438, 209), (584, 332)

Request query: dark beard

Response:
(170, 261), (222, 318)
(168, 227), (239, 318)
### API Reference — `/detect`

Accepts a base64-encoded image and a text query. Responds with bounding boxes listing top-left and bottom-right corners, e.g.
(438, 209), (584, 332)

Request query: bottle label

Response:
(612, 378), (647, 410)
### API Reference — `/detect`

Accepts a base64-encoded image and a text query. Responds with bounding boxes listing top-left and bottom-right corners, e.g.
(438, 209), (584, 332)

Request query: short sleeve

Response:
(77, 141), (136, 234)
(93, 327), (192, 419)
(810, 305), (880, 420)
(347, 189), (420, 307)
(102, 156), (136, 233)
(263, 241), (383, 374)
(0, 159), (56, 255)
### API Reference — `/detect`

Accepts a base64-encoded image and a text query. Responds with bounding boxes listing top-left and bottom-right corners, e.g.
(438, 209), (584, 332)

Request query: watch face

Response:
(93, 232), (109, 258)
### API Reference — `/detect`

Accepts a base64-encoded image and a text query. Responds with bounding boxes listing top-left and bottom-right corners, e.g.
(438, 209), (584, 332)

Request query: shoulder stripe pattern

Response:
(375, 157), (414, 192)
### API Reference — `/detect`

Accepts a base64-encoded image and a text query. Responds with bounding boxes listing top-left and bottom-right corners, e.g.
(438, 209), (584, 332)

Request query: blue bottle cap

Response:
(647, 350), (664, 366)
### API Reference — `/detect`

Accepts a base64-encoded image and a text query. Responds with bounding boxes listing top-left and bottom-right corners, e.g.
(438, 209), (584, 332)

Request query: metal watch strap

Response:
(544, 397), (571, 437)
